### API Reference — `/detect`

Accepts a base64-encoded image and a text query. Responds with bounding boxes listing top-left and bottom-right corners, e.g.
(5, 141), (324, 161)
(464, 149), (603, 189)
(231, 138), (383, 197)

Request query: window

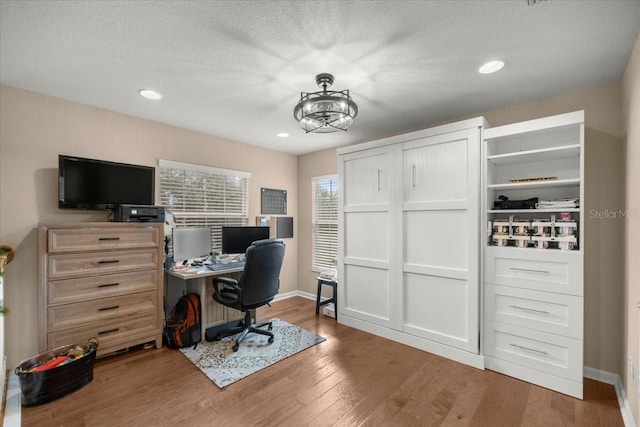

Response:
(160, 160), (250, 253)
(312, 175), (338, 272)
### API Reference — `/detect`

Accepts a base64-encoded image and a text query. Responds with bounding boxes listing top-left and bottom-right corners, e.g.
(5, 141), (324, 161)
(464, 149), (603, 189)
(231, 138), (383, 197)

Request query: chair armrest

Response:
(212, 276), (240, 296)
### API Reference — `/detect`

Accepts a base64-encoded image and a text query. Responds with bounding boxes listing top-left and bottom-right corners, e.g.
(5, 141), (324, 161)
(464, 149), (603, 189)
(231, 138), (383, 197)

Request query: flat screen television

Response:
(221, 226), (270, 255)
(58, 155), (155, 210)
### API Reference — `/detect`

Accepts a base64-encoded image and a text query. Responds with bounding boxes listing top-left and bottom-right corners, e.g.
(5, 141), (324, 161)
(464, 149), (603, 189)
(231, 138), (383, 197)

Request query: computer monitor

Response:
(221, 226), (270, 255)
(172, 227), (212, 263)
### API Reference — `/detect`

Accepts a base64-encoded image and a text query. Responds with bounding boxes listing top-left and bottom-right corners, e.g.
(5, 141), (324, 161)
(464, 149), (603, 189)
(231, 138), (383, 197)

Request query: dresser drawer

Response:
(47, 312), (159, 355)
(485, 246), (583, 295)
(48, 291), (158, 329)
(48, 227), (160, 253)
(48, 270), (158, 305)
(48, 248), (159, 279)
(485, 284), (583, 338)
(484, 320), (582, 381)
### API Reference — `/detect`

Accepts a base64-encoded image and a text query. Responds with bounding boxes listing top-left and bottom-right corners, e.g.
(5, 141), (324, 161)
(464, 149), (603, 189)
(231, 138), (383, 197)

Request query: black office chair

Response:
(210, 239), (285, 352)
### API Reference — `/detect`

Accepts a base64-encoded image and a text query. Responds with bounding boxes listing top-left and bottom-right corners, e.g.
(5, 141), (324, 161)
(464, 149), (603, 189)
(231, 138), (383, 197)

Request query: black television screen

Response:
(58, 155), (155, 210)
(221, 226), (270, 255)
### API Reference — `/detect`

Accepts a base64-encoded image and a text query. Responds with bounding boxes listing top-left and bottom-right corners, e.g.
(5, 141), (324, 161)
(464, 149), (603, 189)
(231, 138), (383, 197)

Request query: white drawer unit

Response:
(482, 111), (585, 399)
(485, 284), (583, 339)
(485, 246), (583, 296)
(484, 320), (583, 381)
(39, 222), (164, 357)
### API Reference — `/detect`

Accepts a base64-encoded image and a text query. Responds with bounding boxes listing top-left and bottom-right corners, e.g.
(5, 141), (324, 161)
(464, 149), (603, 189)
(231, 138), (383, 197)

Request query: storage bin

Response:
(15, 339), (98, 407)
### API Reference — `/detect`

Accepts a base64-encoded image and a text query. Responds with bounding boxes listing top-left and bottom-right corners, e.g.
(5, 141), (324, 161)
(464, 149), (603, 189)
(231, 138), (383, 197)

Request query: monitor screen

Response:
(221, 226), (270, 255)
(172, 227), (212, 262)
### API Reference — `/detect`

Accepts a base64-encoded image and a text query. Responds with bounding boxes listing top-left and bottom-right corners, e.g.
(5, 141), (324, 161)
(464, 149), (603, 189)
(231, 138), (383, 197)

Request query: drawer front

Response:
(47, 312), (159, 354)
(48, 291), (158, 329)
(484, 320), (582, 381)
(48, 227), (159, 253)
(48, 270), (158, 305)
(485, 246), (583, 295)
(485, 284), (583, 338)
(48, 248), (159, 279)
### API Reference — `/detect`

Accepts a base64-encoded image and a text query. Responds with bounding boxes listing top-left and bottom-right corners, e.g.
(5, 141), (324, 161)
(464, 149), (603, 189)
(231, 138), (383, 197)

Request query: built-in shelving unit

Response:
(482, 110), (585, 399)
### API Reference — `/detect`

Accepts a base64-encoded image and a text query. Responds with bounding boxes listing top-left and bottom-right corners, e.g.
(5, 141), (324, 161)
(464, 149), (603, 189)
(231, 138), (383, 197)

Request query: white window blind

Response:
(159, 160), (250, 251)
(312, 175), (338, 272)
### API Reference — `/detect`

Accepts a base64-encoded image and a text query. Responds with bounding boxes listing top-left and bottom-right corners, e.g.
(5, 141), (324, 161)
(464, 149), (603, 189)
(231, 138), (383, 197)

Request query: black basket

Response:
(15, 339), (98, 407)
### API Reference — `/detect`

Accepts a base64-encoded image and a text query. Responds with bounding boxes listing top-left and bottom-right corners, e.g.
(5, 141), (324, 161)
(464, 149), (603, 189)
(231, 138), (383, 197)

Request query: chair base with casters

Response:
(211, 309), (274, 352)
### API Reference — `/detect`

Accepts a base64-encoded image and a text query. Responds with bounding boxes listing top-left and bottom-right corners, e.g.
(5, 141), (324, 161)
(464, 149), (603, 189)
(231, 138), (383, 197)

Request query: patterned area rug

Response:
(179, 318), (326, 388)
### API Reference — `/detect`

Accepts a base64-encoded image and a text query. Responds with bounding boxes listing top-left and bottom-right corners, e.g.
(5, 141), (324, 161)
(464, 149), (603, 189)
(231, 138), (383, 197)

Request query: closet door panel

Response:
(343, 265), (391, 324)
(342, 150), (390, 206)
(344, 212), (389, 263)
(404, 273), (471, 350)
(339, 145), (396, 329)
(401, 128), (480, 353)
(404, 210), (468, 271)
(403, 136), (468, 204)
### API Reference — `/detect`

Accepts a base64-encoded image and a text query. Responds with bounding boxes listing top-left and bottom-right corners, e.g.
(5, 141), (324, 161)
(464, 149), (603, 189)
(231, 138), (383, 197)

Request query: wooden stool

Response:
(315, 277), (337, 321)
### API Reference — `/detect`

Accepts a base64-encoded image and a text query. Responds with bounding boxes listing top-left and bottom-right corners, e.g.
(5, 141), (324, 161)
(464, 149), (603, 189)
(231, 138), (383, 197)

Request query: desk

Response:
(165, 265), (245, 343)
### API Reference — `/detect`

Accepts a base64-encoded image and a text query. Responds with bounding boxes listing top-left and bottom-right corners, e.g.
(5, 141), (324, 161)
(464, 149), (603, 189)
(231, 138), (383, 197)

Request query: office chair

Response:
(210, 239), (285, 352)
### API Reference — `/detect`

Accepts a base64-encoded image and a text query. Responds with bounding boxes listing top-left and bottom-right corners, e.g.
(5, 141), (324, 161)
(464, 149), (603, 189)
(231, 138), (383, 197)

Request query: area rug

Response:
(179, 318), (326, 388)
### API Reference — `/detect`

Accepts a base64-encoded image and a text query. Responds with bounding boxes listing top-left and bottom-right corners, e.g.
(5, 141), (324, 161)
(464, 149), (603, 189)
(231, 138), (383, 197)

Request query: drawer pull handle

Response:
(98, 305), (120, 311)
(98, 328), (120, 335)
(411, 164), (417, 188)
(377, 168), (381, 191)
(510, 305), (550, 315)
(509, 267), (550, 274)
(509, 342), (549, 355)
(98, 260), (120, 264)
(98, 283), (120, 288)
(99, 237), (120, 241)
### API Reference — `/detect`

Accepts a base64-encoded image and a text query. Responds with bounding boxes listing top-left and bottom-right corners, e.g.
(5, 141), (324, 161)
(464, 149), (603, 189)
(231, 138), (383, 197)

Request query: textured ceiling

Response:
(1, 1), (639, 155)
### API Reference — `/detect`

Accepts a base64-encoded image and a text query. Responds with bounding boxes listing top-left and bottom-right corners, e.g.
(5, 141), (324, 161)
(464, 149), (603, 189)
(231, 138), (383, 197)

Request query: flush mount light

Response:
(277, 132), (290, 138)
(139, 89), (163, 100)
(478, 60), (505, 74)
(293, 73), (358, 133)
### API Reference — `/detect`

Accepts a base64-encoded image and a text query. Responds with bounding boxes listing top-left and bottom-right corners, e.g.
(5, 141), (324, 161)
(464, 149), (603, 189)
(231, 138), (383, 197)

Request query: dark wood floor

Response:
(23, 297), (623, 426)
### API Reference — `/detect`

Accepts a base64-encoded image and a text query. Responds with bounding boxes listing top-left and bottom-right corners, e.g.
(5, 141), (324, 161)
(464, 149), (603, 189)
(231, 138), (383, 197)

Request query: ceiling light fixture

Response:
(277, 132), (289, 138)
(293, 73), (358, 133)
(478, 60), (505, 74)
(139, 89), (163, 100)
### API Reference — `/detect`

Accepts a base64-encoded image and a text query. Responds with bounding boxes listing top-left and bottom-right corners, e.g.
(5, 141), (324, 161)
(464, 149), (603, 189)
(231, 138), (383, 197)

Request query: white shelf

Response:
(487, 208), (580, 214)
(487, 178), (580, 190)
(487, 144), (580, 166)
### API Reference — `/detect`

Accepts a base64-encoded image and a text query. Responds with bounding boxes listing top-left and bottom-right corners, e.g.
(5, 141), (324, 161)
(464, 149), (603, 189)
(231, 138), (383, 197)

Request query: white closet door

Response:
(339, 145), (398, 328)
(400, 128), (480, 352)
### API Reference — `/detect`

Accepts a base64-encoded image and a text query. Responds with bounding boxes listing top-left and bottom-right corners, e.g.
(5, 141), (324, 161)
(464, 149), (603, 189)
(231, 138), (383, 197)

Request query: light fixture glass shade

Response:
(293, 74), (358, 133)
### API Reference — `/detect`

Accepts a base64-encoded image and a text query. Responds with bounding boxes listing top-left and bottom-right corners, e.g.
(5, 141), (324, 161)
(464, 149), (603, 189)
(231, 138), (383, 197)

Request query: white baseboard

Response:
(275, 291), (336, 318)
(584, 366), (636, 427)
(3, 371), (21, 427)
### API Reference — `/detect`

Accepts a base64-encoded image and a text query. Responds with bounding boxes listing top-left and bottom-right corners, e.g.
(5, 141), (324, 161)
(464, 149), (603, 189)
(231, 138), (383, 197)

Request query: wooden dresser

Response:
(39, 222), (164, 356)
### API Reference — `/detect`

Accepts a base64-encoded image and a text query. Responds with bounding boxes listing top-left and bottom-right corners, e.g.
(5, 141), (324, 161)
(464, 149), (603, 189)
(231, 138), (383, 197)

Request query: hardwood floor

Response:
(22, 297), (624, 426)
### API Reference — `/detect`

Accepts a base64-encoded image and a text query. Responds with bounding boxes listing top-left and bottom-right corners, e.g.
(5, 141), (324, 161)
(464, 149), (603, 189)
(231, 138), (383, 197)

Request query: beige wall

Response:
(0, 85), (298, 368)
(297, 82), (626, 375)
(622, 34), (640, 423)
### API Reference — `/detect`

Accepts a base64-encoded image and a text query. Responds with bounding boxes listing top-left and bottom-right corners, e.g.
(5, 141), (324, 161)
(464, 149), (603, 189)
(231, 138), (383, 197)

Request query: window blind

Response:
(311, 175), (338, 271)
(159, 160), (250, 251)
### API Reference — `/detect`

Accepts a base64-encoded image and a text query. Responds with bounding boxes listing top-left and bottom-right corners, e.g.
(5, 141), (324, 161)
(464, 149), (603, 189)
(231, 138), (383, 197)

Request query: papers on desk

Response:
(170, 265), (204, 274)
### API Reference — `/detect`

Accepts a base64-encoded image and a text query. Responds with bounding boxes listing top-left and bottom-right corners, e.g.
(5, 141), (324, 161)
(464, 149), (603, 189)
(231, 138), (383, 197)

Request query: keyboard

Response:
(206, 261), (245, 271)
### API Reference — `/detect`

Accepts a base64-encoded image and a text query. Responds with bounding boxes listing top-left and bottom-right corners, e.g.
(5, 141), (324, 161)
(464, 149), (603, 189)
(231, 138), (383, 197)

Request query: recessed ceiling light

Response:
(478, 60), (505, 74)
(277, 132), (289, 138)
(139, 89), (163, 100)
